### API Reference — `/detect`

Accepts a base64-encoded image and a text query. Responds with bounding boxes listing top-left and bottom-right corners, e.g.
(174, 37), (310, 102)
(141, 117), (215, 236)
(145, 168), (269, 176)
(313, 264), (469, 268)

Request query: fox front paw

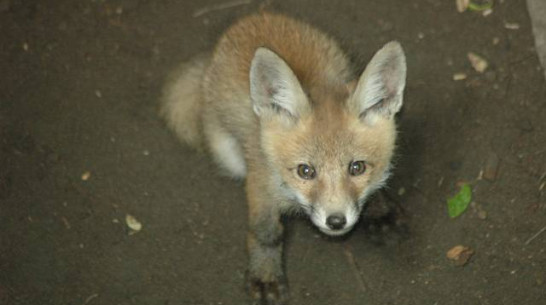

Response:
(246, 276), (289, 305)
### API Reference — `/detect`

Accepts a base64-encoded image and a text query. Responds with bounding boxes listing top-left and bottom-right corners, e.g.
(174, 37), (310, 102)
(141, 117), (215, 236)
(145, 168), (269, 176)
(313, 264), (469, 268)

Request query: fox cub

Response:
(161, 12), (406, 304)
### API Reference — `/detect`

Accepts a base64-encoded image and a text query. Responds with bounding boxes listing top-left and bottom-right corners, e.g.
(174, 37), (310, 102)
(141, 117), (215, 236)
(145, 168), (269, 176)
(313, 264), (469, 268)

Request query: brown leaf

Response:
(447, 245), (474, 266)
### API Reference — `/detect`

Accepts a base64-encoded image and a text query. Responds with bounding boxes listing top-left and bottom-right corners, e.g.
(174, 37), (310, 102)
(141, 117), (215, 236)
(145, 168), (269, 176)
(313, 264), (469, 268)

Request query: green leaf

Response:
(447, 184), (472, 218)
(468, 1), (493, 12)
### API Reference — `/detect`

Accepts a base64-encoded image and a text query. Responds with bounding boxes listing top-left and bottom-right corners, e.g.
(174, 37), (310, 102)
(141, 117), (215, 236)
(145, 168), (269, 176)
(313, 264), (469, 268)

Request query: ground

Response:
(1, 0), (545, 304)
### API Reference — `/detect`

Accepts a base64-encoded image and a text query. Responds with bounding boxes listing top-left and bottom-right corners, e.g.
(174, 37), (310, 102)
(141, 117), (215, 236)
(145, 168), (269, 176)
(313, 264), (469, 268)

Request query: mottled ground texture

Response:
(1, 0), (545, 304)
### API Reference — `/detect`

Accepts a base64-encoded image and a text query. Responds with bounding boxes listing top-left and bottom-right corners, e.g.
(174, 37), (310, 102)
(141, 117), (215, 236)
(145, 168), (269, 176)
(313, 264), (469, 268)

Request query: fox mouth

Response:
(318, 225), (354, 236)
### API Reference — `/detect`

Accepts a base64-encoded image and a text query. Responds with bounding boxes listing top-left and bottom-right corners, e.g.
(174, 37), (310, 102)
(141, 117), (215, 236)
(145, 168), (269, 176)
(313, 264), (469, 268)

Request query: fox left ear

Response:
(349, 41), (407, 124)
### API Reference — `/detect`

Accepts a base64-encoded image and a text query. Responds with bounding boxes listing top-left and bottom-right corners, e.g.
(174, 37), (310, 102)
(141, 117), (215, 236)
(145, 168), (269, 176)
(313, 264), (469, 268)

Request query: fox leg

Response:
(245, 177), (288, 305)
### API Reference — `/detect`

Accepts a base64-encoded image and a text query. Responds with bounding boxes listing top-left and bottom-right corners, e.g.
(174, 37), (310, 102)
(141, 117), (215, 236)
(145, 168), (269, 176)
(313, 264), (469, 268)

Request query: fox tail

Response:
(160, 54), (209, 149)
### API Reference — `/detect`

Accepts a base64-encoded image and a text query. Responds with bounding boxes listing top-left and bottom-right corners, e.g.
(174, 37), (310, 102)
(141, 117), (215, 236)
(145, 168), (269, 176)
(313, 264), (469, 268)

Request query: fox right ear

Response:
(250, 47), (310, 122)
(349, 41), (407, 124)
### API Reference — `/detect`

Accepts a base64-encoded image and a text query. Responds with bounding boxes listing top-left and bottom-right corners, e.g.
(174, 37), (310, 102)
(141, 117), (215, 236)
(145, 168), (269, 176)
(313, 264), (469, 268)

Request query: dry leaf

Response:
(447, 245), (474, 266)
(467, 52), (488, 73)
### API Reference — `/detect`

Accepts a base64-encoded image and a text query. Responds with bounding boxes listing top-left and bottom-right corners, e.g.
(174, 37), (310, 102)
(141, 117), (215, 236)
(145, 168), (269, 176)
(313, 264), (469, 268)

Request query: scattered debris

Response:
(61, 217), (71, 229)
(193, 0), (252, 18)
(467, 52), (488, 73)
(456, 0), (470, 13)
(477, 209), (488, 220)
(457, 0), (493, 13)
(492, 37), (500, 45)
(94, 90), (102, 98)
(524, 225), (546, 245)
(482, 8), (493, 16)
(477, 169), (484, 180)
(83, 293), (99, 305)
(22, 42), (29, 51)
(453, 73), (467, 81)
(483, 152), (500, 181)
(468, 1), (493, 12)
(471, 201), (488, 220)
(447, 183), (472, 218)
(398, 187), (406, 196)
(504, 22), (520, 30)
(81, 171), (91, 181)
(343, 244), (368, 293)
(447, 245), (474, 266)
(125, 214), (142, 233)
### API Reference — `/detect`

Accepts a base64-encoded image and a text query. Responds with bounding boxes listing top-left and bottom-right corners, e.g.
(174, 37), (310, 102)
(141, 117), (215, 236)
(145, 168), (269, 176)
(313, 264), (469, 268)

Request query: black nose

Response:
(326, 214), (346, 230)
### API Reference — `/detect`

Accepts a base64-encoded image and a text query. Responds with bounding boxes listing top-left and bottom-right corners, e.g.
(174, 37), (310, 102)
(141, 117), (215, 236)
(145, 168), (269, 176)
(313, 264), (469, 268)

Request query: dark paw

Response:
(246, 274), (289, 305)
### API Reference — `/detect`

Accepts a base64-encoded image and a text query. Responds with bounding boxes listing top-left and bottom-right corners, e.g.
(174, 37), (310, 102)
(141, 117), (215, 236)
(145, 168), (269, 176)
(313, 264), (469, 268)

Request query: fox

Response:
(160, 12), (406, 304)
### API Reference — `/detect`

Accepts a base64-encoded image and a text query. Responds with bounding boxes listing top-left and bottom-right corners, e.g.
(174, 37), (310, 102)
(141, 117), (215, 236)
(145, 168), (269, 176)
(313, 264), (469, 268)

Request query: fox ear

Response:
(250, 47), (310, 121)
(349, 41), (406, 124)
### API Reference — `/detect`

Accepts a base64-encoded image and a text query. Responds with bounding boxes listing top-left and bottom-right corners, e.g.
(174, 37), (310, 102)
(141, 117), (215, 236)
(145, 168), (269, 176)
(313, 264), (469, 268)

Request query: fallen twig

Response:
(83, 293), (98, 305)
(342, 244), (367, 293)
(193, 0), (252, 18)
(525, 225), (546, 245)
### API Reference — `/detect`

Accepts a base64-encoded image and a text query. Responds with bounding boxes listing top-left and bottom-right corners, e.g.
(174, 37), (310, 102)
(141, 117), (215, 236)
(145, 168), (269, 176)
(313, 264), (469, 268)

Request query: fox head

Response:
(249, 42), (406, 236)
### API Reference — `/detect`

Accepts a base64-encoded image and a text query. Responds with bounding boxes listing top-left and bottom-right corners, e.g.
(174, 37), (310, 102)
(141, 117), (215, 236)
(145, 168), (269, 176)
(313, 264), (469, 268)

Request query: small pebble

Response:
(126, 214), (142, 232)
(483, 153), (500, 181)
(468, 52), (488, 73)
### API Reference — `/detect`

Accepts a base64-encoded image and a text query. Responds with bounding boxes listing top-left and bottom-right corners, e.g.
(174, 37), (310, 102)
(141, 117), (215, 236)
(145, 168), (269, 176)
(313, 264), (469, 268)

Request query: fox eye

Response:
(348, 161), (366, 176)
(297, 164), (316, 180)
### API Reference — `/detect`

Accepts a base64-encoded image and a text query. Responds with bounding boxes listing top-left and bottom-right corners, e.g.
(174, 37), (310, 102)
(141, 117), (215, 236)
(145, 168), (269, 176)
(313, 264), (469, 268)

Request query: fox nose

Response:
(326, 214), (347, 230)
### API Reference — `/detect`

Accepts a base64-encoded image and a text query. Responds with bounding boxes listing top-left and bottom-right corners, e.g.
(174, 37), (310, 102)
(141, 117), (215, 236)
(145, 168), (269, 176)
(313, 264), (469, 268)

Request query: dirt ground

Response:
(1, 0), (545, 304)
